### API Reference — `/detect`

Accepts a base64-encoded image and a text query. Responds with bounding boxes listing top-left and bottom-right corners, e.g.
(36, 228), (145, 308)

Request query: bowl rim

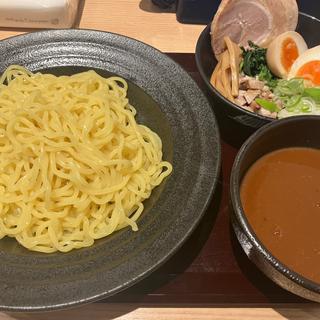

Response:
(230, 115), (320, 294)
(195, 12), (319, 123)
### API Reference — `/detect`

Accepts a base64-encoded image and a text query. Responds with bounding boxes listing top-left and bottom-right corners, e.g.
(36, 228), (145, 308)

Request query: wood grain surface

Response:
(1, 304), (320, 320)
(0, 0), (205, 52)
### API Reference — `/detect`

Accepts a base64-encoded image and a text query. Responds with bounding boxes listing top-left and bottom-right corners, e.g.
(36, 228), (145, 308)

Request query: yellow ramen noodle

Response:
(0, 65), (172, 253)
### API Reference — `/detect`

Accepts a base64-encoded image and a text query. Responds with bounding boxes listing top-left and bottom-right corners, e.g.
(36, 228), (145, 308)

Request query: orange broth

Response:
(241, 147), (320, 283)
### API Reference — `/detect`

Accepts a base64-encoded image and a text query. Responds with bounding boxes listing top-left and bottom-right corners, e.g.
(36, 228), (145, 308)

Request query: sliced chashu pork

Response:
(211, 0), (298, 58)
(283, 0), (299, 31)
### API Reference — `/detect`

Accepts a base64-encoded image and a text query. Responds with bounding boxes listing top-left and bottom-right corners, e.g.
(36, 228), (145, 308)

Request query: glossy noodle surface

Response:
(0, 65), (172, 253)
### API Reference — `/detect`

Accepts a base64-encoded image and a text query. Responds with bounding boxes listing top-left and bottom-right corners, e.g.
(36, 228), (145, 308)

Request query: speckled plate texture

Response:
(0, 29), (221, 311)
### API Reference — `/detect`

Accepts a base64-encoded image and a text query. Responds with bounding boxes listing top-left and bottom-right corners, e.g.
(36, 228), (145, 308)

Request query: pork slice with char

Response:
(243, 89), (261, 105)
(211, 0), (271, 57)
(235, 95), (247, 106)
(239, 76), (265, 90)
(210, 0), (298, 58)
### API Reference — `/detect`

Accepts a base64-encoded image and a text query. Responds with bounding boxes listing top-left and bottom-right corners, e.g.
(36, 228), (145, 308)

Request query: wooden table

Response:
(0, 0), (204, 52)
(0, 1), (320, 319)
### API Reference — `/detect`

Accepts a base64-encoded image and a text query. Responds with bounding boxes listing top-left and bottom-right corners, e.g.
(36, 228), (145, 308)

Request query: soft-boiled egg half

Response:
(288, 46), (320, 86)
(267, 31), (308, 78)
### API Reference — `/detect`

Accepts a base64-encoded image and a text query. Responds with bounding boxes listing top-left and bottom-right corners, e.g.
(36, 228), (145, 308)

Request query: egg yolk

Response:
(297, 61), (320, 85)
(281, 38), (299, 71)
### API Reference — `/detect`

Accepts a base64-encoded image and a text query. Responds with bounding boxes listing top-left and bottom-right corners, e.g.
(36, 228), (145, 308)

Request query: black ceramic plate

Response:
(0, 30), (220, 311)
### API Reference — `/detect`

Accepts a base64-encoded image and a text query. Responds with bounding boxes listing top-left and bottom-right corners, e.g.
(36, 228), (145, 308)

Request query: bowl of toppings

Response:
(230, 115), (320, 302)
(196, 0), (320, 129)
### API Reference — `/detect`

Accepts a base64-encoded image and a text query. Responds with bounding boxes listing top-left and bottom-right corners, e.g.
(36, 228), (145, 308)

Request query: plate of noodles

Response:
(0, 29), (220, 311)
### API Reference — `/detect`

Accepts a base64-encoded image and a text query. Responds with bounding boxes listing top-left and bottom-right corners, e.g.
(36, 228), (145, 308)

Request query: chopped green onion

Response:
(299, 97), (315, 113)
(255, 98), (280, 113)
(274, 78), (304, 97)
(282, 95), (301, 110)
(304, 88), (320, 102)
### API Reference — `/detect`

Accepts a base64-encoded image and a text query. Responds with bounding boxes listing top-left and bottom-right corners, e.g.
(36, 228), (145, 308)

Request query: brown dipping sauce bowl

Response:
(230, 115), (320, 302)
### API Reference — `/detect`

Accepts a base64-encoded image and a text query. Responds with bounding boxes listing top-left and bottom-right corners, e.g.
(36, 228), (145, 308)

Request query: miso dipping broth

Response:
(240, 147), (320, 283)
